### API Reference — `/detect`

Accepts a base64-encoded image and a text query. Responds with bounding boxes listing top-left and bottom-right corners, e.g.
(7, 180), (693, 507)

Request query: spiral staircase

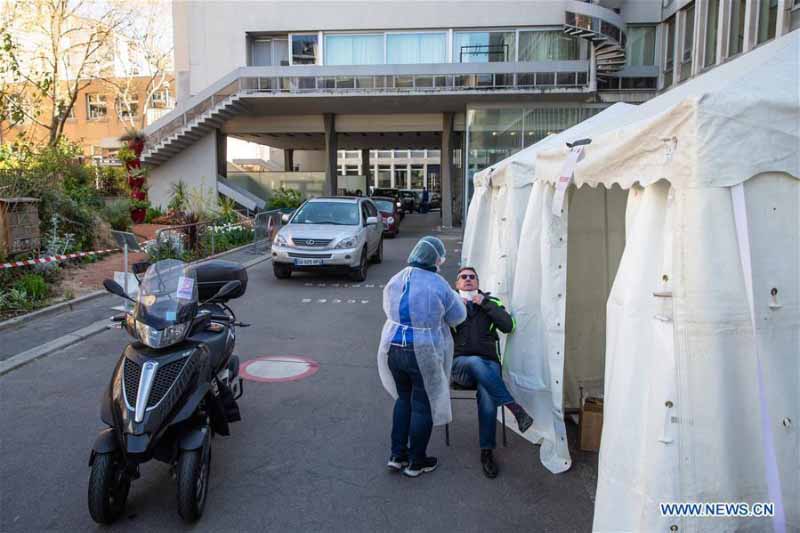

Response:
(563, 8), (627, 78)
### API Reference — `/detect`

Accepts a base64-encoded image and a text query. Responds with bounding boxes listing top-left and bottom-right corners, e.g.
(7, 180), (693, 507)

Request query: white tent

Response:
(463, 29), (799, 533)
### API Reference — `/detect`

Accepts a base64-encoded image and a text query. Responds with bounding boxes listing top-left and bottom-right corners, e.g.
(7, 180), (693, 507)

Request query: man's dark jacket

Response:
(452, 291), (515, 363)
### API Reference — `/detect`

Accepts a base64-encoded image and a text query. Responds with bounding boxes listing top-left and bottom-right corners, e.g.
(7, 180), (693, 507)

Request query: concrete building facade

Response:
(144, 0), (799, 225)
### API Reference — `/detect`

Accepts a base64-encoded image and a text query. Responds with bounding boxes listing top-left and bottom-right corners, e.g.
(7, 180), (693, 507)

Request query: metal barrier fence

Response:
(251, 210), (283, 254)
(152, 219), (255, 261)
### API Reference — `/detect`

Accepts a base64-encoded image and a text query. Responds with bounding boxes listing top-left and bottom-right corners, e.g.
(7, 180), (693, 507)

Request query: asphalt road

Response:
(0, 212), (597, 532)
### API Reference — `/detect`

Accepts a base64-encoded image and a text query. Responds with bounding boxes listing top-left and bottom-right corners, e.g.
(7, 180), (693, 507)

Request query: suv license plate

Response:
(295, 258), (323, 266)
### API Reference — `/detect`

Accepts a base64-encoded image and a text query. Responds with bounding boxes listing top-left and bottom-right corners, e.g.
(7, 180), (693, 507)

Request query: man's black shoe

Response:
(387, 455), (409, 472)
(481, 449), (498, 479)
(403, 457), (438, 477)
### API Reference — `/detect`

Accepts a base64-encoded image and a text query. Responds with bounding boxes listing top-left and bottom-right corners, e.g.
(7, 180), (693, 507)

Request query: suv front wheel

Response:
(350, 248), (368, 281)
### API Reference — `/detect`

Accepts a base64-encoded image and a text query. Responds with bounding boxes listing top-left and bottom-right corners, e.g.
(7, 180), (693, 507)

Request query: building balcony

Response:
(143, 60), (591, 164)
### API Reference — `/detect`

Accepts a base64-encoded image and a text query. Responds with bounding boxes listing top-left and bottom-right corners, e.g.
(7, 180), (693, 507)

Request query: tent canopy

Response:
(535, 30), (800, 190)
(462, 29), (799, 533)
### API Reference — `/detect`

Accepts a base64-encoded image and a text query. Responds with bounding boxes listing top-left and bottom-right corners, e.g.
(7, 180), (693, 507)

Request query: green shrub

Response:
(14, 273), (47, 301)
(168, 180), (188, 212)
(268, 187), (303, 209)
(145, 206), (164, 223)
(102, 198), (133, 231)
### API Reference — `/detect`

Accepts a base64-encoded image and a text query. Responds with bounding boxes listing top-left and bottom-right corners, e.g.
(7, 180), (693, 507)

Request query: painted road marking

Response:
(241, 356), (320, 383)
(300, 298), (369, 304)
(302, 298), (312, 303)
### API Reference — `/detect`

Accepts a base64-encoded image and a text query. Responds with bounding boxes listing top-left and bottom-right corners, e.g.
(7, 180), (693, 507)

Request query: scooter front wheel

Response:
(176, 443), (211, 523)
(88, 452), (130, 524)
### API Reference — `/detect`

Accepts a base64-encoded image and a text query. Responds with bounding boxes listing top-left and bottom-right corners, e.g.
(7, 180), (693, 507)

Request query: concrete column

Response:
(441, 113), (454, 228)
(284, 149), (294, 172)
(361, 148), (370, 183)
(216, 129), (227, 177)
(324, 114), (337, 195)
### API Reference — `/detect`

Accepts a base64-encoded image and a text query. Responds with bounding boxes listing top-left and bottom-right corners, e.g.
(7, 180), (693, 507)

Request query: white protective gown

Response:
(377, 266), (467, 426)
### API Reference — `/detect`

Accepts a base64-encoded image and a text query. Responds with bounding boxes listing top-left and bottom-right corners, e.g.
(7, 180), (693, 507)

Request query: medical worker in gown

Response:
(378, 236), (466, 477)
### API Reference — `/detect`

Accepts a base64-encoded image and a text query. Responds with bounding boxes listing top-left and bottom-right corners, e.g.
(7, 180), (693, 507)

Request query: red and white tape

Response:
(1, 248), (119, 270)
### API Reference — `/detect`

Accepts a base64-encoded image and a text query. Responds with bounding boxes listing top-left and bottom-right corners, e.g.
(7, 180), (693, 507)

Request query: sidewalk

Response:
(0, 243), (268, 363)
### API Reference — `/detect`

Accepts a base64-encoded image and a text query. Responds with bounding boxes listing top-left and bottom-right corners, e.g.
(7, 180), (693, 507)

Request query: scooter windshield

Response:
(135, 259), (198, 330)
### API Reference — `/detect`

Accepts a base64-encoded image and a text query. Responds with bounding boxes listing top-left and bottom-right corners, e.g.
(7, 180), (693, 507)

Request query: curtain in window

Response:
(519, 31), (580, 61)
(625, 27), (656, 66)
(251, 39), (272, 66)
(325, 35), (384, 65)
(387, 33), (446, 64)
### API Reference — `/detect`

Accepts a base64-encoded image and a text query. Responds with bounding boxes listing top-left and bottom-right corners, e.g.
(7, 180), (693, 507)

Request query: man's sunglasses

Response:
(458, 274), (477, 280)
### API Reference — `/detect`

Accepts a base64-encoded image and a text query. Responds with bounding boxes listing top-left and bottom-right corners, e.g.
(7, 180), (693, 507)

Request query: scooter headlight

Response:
(135, 321), (190, 349)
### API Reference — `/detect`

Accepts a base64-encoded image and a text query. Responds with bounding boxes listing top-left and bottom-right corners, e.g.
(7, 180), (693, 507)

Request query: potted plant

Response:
(130, 199), (150, 224)
(127, 167), (147, 189)
(121, 128), (146, 157)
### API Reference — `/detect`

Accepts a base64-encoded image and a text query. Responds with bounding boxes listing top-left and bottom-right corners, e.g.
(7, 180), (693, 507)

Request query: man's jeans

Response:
(451, 355), (515, 449)
(388, 345), (433, 462)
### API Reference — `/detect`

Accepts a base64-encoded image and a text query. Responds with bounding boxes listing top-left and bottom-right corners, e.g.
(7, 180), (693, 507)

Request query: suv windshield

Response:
(291, 201), (360, 225)
(136, 259), (198, 329)
(373, 200), (394, 212)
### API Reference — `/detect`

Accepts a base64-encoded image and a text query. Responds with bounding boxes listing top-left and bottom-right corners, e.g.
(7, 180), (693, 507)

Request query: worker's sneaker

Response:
(403, 457), (438, 477)
(386, 455), (409, 472)
(481, 449), (498, 479)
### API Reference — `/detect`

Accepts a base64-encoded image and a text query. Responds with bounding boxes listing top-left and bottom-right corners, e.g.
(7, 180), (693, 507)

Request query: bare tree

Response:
(0, 0), (134, 146)
(102, 0), (173, 131)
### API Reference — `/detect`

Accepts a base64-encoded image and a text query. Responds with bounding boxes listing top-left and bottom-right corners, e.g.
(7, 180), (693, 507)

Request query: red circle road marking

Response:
(240, 356), (320, 383)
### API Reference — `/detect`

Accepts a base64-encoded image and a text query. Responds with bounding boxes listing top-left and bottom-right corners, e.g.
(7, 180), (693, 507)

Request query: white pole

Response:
(123, 242), (130, 310)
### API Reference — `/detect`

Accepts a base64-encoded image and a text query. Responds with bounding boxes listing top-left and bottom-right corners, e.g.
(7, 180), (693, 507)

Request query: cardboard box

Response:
(579, 397), (604, 452)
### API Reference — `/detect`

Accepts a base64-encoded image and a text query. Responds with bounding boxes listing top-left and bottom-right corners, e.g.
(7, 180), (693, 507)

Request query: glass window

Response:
(324, 34), (384, 65)
(292, 34), (318, 64)
(756, 0), (778, 45)
(728, 0), (746, 57)
(454, 31), (515, 63)
(663, 16), (676, 87)
(394, 167), (408, 189)
(681, 3), (695, 80)
(377, 165), (392, 188)
(250, 37), (289, 66)
(387, 33), (446, 64)
(704, 0), (720, 68)
(410, 165), (425, 189)
(87, 94), (107, 120)
(625, 26), (656, 66)
(116, 96), (138, 118)
(519, 31), (584, 61)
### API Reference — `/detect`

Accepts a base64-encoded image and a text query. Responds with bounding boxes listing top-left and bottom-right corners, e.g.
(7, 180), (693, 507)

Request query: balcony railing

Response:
(145, 61), (590, 151)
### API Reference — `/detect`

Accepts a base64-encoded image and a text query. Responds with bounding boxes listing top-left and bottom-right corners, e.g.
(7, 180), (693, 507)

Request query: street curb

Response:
(0, 319), (110, 377)
(0, 289), (109, 332)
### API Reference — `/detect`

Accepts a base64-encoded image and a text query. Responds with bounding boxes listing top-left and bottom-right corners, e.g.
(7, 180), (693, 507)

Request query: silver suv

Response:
(271, 197), (384, 281)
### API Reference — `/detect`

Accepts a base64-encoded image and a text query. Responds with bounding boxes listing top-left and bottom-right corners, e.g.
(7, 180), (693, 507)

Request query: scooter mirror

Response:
(208, 280), (241, 302)
(102, 279), (135, 302)
(281, 214), (290, 225)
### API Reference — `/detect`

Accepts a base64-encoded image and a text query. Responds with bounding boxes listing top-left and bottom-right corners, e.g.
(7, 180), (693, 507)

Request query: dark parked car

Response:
(371, 196), (400, 238)
(429, 192), (441, 209)
(371, 188), (404, 219)
(399, 190), (419, 213)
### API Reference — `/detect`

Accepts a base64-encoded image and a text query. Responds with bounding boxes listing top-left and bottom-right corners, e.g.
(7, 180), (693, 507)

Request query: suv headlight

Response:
(273, 234), (288, 246)
(335, 236), (358, 249)
(386, 217), (395, 224)
(135, 321), (190, 349)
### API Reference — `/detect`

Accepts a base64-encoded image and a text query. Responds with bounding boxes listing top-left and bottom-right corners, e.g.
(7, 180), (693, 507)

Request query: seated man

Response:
(451, 267), (533, 479)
